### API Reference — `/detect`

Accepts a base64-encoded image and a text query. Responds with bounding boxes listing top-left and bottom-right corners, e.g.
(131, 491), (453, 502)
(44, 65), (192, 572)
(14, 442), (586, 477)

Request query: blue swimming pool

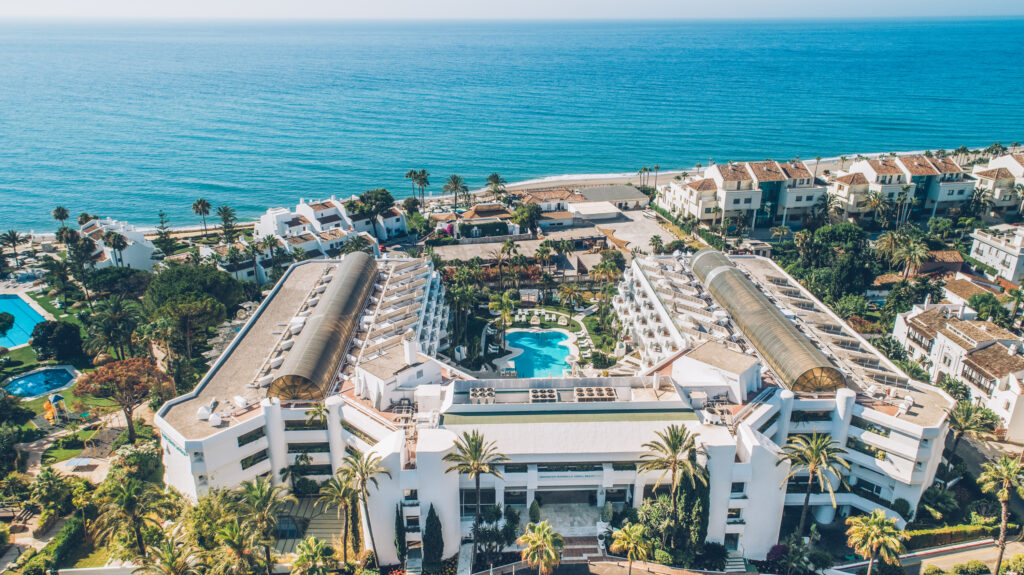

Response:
(4, 368), (75, 398)
(0, 294), (45, 347)
(506, 331), (571, 378)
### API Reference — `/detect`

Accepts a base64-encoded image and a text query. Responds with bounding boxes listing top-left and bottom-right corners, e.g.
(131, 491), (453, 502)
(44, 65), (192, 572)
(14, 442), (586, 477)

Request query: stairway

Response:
(724, 551), (747, 573)
(560, 536), (604, 564)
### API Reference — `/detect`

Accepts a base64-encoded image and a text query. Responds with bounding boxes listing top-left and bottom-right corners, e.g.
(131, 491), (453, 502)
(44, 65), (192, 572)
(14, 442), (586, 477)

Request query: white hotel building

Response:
(156, 250), (952, 566)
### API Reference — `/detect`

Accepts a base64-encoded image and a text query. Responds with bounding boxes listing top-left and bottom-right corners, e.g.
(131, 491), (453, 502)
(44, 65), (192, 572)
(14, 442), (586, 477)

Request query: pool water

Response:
(4, 368), (75, 398)
(506, 331), (571, 378)
(0, 294), (45, 347)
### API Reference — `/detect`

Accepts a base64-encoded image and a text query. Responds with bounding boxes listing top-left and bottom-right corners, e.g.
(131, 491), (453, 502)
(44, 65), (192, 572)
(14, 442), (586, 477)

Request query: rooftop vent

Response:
(528, 389), (558, 404)
(573, 387), (616, 403)
(468, 387), (495, 405)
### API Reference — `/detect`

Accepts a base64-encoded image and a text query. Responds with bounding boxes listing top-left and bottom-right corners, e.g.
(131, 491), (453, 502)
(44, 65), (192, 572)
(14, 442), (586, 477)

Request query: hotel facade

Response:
(156, 249), (953, 566)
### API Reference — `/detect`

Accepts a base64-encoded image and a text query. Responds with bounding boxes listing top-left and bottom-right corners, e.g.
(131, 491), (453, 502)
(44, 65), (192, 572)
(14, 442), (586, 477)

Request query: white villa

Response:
(255, 196), (405, 259)
(155, 247), (954, 567)
(79, 217), (158, 271)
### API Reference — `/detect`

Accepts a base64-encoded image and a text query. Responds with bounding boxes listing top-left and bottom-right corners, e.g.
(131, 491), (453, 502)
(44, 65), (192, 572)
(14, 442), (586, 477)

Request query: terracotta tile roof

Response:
(928, 156), (963, 174)
(868, 158), (904, 176)
(778, 160), (813, 180)
(285, 232), (317, 246)
(318, 229), (347, 241)
(907, 307), (949, 339)
(1013, 154), (1024, 167)
(977, 168), (1015, 180)
(944, 316), (1017, 347)
(898, 155), (941, 176)
(746, 161), (786, 182)
(836, 173), (868, 185)
(285, 215), (311, 227)
(716, 163), (752, 182)
(930, 250), (964, 264)
(964, 343), (1024, 379)
(318, 213), (343, 225)
(384, 207), (402, 218)
(944, 278), (1001, 302)
(212, 242), (249, 257)
(540, 211), (574, 220)
(429, 213), (458, 222)
(872, 273), (904, 288)
(309, 202), (334, 212)
(93, 251), (108, 262)
(688, 178), (719, 192)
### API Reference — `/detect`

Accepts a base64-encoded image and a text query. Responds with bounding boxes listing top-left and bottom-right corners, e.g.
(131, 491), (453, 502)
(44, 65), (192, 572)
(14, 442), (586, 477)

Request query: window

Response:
(191, 451), (204, 462)
(851, 415), (891, 438)
(743, 198), (752, 204)
(611, 462), (635, 471)
(795, 196), (803, 202)
(537, 463), (602, 473)
(731, 482), (745, 494)
(404, 489), (419, 503)
(342, 420), (376, 445)
(416, 369), (424, 379)
(505, 464), (528, 473)
(238, 427), (267, 447)
(704, 208), (712, 214)
(733, 199), (740, 205)
(241, 449), (269, 470)
(727, 508), (743, 519)
(758, 412), (780, 433)
(288, 442), (331, 454)
(505, 491), (528, 505)
(406, 516), (420, 530)
(285, 419), (327, 431)
(460, 489), (495, 516)
(790, 410), (832, 422)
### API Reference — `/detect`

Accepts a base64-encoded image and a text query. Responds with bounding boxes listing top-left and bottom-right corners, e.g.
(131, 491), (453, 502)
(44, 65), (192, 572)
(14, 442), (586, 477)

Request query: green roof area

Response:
(442, 409), (696, 425)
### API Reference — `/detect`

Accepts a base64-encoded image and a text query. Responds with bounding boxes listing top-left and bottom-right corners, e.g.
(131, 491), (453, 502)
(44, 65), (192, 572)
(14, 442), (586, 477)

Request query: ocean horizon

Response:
(2, 18), (1023, 231)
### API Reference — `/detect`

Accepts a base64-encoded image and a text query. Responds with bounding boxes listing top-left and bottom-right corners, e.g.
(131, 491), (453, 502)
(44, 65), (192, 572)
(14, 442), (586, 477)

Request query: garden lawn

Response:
(65, 540), (112, 569)
(21, 386), (116, 418)
(41, 429), (99, 464)
(25, 290), (87, 328)
(0, 345), (41, 380)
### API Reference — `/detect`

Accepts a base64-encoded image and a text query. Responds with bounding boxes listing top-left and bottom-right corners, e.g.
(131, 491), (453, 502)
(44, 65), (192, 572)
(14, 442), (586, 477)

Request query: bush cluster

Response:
(904, 524), (1019, 550)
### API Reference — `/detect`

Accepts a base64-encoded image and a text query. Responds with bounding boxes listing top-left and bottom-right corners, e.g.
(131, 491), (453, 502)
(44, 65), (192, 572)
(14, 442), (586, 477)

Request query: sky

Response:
(3, 0), (1024, 20)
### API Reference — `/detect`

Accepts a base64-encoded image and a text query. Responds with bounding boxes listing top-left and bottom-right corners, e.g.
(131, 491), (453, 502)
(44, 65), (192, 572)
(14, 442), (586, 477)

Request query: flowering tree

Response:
(76, 357), (172, 444)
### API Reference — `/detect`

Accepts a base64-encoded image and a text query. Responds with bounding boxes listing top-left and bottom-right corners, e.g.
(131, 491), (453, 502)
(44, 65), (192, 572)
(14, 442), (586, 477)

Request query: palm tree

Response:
(517, 520), (565, 575)
(865, 191), (890, 225)
(638, 424), (707, 530)
(591, 260), (621, 283)
(225, 246), (243, 280)
(845, 510), (904, 575)
(979, 456), (1024, 575)
(316, 474), (356, 563)
(534, 245), (552, 272)
(93, 477), (176, 556)
(192, 198), (211, 238)
(105, 231), (128, 267)
(946, 400), (997, 453)
(293, 537), (337, 575)
(133, 531), (205, 575)
(341, 451), (392, 566)
(405, 169), (419, 197)
(489, 291), (515, 346)
(710, 206), (723, 236)
(1008, 289), (1024, 327)
(609, 523), (650, 575)
(443, 430), (507, 563)
(559, 283), (584, 310)
(770, 226), (791, 242)
(444, 174), (469, 208)
(237, 477), (298, 575)
(777, 432), (850, 536)
(874, 231), (899, 269)
(415, 170), (431, 204)
(209, 520), (261, 575)
(52, 206), (69, 229)
(305, 403), (328, 427)
(2, 230), (26, 267)
(649, 235), (664, 254)
(896, 240), (929, 279)
(486, 173), (507, 196)
(217, 205), (237, 242)
(88, 295), (141, 359)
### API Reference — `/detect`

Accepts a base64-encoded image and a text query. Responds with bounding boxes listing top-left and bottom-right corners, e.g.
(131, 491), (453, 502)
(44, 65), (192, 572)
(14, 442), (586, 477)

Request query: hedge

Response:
(696, 228), (727, 250)
(51, 515), (85, 566)
(904, 524), (1020, 550)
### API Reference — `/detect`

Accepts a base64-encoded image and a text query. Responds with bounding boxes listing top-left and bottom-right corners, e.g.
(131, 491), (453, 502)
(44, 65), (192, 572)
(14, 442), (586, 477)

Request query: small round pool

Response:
(506, 331), (571, 378)
(4, 368), (76, 399)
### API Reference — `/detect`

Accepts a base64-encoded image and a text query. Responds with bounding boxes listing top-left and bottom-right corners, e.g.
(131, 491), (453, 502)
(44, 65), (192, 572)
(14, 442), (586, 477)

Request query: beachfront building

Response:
(78, 217), (158, 271)
(986, 153), (1024, 184)
(829, 158), (915, 221)
(511, 188), (586, 212)
(892, 301), (1024, 442)
(659, 176), (720, 223)
(155, 248), (952, 566)
(972, 167), (1019, 214)
(255, 197), (383, 259)
(577, 185), (650, 210)
(894, 155), (973, 218)
(969, 224), (1024, 284)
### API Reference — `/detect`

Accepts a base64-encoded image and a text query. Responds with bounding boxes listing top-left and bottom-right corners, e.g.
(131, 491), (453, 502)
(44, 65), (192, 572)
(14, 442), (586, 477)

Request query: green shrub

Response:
(904, 524), (1017, 550)
(891, 497), (912, 521)
(698, 542), (729, 571)
(529, 500), (541, 523)
(653, 549), (672, 565)
(601, 501), (614, 523)
(22, 555), (48, 575)
(0, 522), (9, 546)
(32, 508), (56, 538)
(999, 554), (1024, 575)
(923, 566), (948, 575)
(51, 514), (85, 566)
(952, 560), (991, 575)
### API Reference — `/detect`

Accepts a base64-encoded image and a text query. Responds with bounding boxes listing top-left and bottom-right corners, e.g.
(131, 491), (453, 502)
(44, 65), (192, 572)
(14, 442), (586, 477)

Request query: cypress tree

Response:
(423, 504), (444, 573)
(395, 504), (407, 565)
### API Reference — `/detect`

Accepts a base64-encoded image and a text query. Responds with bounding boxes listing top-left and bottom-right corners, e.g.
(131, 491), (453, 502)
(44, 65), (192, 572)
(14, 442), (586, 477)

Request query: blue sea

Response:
(1, 19), (1023, 231)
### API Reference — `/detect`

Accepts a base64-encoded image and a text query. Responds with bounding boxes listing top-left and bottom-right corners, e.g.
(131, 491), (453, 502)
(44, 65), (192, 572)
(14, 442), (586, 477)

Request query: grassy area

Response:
(41, 429), (99, 464)
(21, 386), (116, 418)
(25, 290), (87, 328)
(66, 540), (112, 569)
(0, 345), (41, 380)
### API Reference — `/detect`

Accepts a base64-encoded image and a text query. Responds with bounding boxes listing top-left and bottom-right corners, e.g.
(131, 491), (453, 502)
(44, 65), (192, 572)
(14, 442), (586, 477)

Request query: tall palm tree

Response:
(93, 477), (176, 556)
(293, 537), (338, 575)
(405, 169), (419, 197)
(946, 400), (997, 453)
(488, 291), (515, 346)
(896, 240), (929, 279)
(305, 403), (328, 427)
(209, 520), (262, 575)
(444, 174), (469, 208)
(52, 206), (70, 229)
(341, 451), (392, 566)
(777, 432), (850, 536)
(415, 170), (431, 204)
(443, 430), (507, 563)
(316, 474), (356, 563)
(609, 523), (650, 575)
(225, 246), (243, 280)
(979, 456), (1024, 575)
(649, 235), (664, 254)
(638, 424), (707, 530)
(1008, 289), (1024, 327)
(192, 198), (212, 238)
(2, 230), (26, 267)
(770, 226), (791, 241)
(133, 531), (205, 575)
(874, 231), (899, 270)
(88, 295), (141, 359)
(237, 477), (298, 575)
(105, 231), (128, 267)
(845, 510), (904, 575)
(559, 283), (584, 310)
(486, 173), (507, 196)
(517, 520), (565, 575)
(534, 245), (552, 272)
(217, 205), (237, 242)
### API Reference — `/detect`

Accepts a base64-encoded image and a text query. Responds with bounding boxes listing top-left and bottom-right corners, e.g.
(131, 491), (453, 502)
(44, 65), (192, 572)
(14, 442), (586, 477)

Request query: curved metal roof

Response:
(270, 252), (379, 400)
(691, 249), (845, 392)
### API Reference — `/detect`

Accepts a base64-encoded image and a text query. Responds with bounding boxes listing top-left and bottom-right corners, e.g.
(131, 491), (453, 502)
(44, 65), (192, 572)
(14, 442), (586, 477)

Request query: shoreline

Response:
(16, 144), (1016, 238)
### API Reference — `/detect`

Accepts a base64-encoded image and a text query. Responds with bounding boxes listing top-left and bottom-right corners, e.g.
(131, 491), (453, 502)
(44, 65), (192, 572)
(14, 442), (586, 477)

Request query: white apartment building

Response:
(79, 218), (158, 271)
(256, 196), (405, 257)
(987, 153), (1024, 183)
(657, 161), (823, 229)
(830, 158), (915, 219)
(973, 167), (1019, 214)
(153, 248), (952, 569)
(893, 302), (1024, 442)
(894, 155), (973, 219)
(970, 224), (1024, 284)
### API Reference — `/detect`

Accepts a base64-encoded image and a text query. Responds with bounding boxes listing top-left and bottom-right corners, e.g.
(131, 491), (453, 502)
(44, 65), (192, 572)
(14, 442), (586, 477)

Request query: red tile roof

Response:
(977, 168), (1015, 180)
(898, 155), (941, 176)
(868, 158), (904, 176)
(836, 173), (868, 185)
(778, 160), (813, 180)
(717, 163), (752, 182)
(688, 178), (718, 192)
(746, 161), (786, 182)
(928, 156), (963, 174)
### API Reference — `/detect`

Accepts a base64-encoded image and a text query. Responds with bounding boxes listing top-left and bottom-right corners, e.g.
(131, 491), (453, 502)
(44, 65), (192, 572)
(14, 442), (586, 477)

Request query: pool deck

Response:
(0, 289), (55, 350)
(496, 327), (580, 377)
